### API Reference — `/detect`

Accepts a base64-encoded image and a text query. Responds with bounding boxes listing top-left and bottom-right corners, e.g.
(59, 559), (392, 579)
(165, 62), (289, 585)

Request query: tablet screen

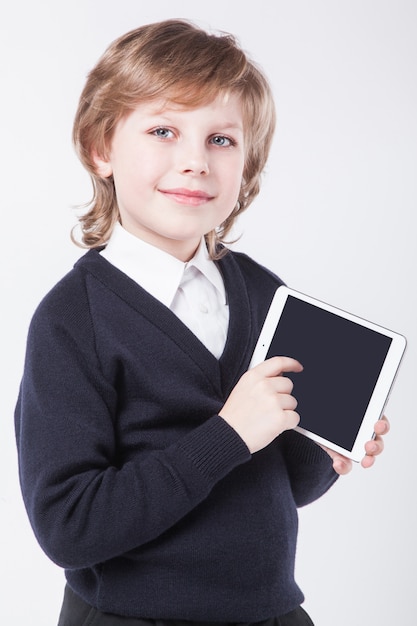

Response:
(265, 295), (392, 451)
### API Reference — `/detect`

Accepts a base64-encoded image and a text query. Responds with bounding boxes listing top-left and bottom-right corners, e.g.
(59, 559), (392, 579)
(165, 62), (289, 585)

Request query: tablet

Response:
(249, 286), (406, 462)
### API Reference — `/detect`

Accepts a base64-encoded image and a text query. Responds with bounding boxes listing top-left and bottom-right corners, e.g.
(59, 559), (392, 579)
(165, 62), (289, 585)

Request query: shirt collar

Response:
(100, 223), (226, 307)
(185, 238), (227, 304)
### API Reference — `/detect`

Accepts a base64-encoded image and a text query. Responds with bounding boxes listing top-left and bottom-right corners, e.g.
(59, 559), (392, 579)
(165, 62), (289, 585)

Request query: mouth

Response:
(159, 188), (214, 206)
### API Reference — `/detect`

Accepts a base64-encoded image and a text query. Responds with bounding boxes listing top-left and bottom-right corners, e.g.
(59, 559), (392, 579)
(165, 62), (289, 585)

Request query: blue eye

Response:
(211, 135), (234, 147)
(152, 127), (173, 139)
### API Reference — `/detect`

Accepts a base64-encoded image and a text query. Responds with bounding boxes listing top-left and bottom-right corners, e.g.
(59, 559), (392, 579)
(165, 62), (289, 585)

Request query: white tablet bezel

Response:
(249, 286), (406, 462)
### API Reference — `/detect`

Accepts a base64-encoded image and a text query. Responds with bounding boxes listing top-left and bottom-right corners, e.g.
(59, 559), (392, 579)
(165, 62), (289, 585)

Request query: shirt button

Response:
(199, 303), (209, 314)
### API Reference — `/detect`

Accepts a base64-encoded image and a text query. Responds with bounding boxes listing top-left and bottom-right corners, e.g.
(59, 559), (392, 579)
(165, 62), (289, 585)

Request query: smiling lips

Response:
(159, 188), (214, 206)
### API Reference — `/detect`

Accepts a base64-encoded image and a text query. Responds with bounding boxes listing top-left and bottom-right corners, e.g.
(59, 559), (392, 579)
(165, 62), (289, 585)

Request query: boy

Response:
(15, 19), (387, 626)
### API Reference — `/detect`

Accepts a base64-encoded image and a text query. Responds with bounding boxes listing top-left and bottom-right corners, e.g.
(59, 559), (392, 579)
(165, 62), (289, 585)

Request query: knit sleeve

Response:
(278, 430), (338, 507)
(14, 279), (250, 570)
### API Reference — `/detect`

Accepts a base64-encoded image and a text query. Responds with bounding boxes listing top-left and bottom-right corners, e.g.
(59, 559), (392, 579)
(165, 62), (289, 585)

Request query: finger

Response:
(277, 393), (299, 412)
(330, 453), (352, 475)
(332, 456), (352, 475)
(270, 375), (295, 395)
(374, 415), (390, 436)
(361, 454), (376, 469)
(281, 409), (301, 430)
(364, 435), (384, 457)
(253, 356), (303, 378)
(319, 444), (352, 475)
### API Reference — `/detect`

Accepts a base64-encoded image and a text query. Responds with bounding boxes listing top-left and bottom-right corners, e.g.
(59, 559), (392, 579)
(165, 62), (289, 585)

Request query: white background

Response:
(1, 1), (416, 624)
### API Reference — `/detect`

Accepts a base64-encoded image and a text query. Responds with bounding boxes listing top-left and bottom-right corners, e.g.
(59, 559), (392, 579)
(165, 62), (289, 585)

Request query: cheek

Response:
(221, 153), (244, 182)
(113, 161), (150, 196)
(228, 162), (245, 199)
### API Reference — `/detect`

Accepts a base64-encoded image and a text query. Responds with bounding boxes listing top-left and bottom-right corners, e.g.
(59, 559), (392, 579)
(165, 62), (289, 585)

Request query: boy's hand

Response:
(219, 356), (303, 453)
(320, 415), (390, 475)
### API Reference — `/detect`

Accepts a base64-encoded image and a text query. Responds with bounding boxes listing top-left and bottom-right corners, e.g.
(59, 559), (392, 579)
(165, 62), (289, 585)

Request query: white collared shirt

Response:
(101, 223), (229, 358)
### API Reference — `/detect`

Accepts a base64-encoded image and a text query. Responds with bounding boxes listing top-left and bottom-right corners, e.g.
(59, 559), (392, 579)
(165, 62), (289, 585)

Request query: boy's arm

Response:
(278, 417), (390, 507)
(15, 304), (251, 571)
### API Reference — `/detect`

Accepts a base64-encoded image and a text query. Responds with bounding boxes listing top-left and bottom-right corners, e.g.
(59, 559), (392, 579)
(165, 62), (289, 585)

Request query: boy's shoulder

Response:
(223, 248), (286, 289)
(30, 249), (104, 323)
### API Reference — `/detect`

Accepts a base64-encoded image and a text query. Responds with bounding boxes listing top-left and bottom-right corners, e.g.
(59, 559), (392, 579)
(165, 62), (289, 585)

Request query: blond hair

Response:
(72, 19), (276, 258)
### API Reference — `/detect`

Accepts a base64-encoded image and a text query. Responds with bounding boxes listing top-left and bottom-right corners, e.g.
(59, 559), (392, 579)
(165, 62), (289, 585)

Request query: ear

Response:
(91, 150), (113, 178)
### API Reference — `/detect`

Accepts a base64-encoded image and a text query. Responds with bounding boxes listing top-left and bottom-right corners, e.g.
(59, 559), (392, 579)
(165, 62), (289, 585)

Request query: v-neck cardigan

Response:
(15, 248), (337, 622)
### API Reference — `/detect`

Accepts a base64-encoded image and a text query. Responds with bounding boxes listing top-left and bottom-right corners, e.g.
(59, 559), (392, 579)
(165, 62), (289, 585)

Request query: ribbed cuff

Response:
(177, 415), (251, 482)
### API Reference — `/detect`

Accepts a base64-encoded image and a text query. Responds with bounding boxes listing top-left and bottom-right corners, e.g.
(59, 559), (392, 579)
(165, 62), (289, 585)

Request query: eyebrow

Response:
(142, 108), (244, 132)
(216, 123), (244, 131)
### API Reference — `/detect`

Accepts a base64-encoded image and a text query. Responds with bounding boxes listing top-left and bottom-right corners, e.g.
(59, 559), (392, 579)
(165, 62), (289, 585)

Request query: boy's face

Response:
(93, 95), (245, 261)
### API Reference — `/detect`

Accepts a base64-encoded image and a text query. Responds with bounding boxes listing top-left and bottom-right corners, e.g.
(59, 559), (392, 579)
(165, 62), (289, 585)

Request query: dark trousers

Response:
(57, 585), (314, 626)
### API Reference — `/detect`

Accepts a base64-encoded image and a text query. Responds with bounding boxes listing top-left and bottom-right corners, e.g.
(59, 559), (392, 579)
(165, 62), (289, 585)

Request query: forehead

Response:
(139, 92), (242, 112)
(129, 93), (244, 127)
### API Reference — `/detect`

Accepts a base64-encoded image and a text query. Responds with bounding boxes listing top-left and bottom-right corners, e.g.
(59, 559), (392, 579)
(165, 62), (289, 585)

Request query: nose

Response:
(177, 141), (209, 176)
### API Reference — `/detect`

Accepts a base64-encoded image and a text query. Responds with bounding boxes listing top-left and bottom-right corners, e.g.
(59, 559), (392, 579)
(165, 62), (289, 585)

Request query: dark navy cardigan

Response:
(15, 248), (337, 622)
